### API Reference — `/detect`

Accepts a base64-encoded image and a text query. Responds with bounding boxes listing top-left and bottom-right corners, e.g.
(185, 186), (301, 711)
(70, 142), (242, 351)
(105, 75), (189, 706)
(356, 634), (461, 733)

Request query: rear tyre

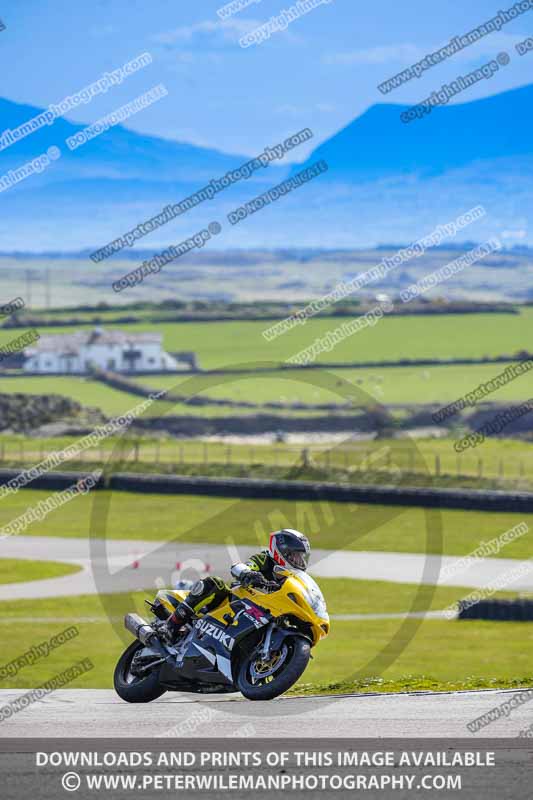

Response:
(236, 636), (310, 701)
(114, 640), (166, 703)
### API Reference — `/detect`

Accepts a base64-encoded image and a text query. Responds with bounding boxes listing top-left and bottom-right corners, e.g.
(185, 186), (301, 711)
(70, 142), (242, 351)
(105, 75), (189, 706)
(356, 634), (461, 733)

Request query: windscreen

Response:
(277, 567), (329, 619)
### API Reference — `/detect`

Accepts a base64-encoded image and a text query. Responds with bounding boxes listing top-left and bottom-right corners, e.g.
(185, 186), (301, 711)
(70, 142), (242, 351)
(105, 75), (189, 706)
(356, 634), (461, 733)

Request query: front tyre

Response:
(236, 636), (310, 701)
(114, 640), (166, 703)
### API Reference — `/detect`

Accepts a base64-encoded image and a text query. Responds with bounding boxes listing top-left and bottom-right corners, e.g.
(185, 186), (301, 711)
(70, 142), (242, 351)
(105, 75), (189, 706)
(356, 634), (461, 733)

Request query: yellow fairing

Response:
(155, 588), (190, 615)
(211, 571), (330, 647)
(155, 572), (330, 647)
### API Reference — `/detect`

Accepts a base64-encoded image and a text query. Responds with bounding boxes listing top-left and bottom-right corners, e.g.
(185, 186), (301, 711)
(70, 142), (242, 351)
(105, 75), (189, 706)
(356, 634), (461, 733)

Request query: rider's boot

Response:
(165, 601), (194, 643)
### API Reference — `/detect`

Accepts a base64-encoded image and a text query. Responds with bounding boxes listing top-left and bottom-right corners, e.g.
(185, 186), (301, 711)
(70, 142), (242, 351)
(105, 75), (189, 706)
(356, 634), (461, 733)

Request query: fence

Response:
(0, 438), (531, 484)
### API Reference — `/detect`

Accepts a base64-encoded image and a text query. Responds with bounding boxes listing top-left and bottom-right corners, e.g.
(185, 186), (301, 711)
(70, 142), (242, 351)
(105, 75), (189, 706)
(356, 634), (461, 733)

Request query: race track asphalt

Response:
(0, 688), (529, 738)
(1, 536), (531, 600)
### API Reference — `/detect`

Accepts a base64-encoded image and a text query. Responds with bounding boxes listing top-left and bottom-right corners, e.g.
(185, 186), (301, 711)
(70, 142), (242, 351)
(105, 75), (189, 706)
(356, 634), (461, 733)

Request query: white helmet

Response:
(268, 529), (310, 571)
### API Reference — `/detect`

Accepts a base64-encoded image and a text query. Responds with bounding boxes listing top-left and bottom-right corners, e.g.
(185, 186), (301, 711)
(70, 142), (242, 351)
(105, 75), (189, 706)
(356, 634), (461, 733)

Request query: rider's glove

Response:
(240, 570), (268, 589)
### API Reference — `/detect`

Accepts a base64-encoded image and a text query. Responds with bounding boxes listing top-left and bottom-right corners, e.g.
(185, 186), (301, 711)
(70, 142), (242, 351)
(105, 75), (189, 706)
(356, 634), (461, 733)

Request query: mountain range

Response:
(0, 84), (531, 251)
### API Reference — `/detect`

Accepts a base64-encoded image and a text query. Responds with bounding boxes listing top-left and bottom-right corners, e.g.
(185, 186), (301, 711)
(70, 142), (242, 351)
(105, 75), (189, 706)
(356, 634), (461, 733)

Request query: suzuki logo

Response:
(244, 603), (268, 623)
(197, 620), (235, 651)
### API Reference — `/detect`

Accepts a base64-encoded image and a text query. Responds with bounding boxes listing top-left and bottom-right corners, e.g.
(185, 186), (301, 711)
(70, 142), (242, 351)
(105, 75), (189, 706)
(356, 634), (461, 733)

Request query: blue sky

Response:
(1, 0), (532, 158)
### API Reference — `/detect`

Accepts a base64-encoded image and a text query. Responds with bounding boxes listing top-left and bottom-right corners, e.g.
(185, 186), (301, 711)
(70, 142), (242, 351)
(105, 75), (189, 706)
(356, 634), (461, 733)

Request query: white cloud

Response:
(324, 32), (527, 68)
(324, 44), (423, 66)
(152, 18), (258, 46)
(174, 52), (196, 64)
(453, 31), (525, 61)
(158, 127), (216, 149)
(316, 103), (337, 113)
(90, 24), (116, 37)
(165, 51), (224, 69)
(501, 229), (527, 240)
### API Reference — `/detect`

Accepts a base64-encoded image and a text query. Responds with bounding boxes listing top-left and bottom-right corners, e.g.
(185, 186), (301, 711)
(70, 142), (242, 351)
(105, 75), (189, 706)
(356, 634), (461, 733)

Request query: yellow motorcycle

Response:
(114, 566), (330, 702)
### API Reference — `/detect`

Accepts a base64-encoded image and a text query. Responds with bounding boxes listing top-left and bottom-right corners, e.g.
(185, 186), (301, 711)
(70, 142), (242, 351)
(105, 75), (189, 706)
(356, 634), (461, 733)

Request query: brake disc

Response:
(250, 643), (288, 682)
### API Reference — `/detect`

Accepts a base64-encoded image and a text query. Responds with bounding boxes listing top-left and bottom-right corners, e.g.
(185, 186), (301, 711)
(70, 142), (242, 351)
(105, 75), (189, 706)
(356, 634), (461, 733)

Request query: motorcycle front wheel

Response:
(114, 640), (166, 703)
(236, 636), (310, 701)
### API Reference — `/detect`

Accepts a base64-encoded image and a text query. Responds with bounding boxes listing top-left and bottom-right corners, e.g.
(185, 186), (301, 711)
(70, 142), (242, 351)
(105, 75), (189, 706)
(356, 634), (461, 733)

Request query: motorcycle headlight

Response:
(285, 570), (329, 620)
(303, 587), (329, 620)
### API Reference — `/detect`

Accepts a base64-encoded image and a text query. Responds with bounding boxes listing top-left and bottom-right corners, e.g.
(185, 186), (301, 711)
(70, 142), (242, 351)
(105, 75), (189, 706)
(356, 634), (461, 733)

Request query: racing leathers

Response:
(165, 551), (277, 640)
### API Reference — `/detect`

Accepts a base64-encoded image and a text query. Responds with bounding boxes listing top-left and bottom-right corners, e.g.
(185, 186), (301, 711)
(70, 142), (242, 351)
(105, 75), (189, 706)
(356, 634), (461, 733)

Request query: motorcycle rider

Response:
(165, 529), (311, 642)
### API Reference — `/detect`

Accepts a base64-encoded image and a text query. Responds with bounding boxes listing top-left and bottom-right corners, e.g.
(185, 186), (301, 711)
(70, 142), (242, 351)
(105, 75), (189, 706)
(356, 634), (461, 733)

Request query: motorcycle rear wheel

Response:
(114, 640), (166, 703)
(236, 636), (310, 701)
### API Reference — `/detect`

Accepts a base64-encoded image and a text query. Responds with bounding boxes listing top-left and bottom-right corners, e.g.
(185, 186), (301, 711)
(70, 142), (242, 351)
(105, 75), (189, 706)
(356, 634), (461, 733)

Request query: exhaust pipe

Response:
(125, 613), (156, 646)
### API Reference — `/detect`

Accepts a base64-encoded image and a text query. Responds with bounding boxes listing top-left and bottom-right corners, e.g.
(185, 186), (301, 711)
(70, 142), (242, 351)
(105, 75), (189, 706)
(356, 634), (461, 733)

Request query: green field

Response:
(136, 362), (533, 407)
(2, 309), (531, 370)
(2, 359), (533, 419)
(0, 579), (527, 691)
(1, 488), (531, 560)
(320, 578), (519, 615)
(312, 618), (533, 687)
(0, 376), (145, 416)
(2, 375), (358, 417)
(0, 559), (81, 584)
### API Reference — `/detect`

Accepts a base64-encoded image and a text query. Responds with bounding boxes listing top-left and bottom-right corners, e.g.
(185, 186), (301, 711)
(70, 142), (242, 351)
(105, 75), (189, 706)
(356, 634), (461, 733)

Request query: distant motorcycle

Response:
(114, 566), (330, 702)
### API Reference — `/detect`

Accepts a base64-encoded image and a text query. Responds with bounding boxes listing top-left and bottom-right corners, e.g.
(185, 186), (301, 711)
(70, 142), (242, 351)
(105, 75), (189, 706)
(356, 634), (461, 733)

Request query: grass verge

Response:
(0, 559), (81, 585)
(0, 488), (531, 560)
(289, 674), (533, 696)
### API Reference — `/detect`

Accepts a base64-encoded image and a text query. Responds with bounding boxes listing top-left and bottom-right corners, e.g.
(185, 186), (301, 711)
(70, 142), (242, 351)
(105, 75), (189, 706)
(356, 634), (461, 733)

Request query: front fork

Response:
(260, 622), (275, 659)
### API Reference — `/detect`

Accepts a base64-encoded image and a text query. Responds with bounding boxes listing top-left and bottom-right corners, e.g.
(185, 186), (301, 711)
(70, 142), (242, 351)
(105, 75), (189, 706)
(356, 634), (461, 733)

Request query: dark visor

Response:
(284, 548), (310, 570)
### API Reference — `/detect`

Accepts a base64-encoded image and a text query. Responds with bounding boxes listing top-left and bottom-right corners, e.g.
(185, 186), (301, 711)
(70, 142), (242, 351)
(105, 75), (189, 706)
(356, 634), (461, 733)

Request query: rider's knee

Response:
(192, 575), (227, 598)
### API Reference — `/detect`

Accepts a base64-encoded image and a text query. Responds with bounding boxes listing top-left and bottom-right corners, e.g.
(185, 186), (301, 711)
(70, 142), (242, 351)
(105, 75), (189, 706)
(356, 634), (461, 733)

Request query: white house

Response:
(23, 327), (189, 374)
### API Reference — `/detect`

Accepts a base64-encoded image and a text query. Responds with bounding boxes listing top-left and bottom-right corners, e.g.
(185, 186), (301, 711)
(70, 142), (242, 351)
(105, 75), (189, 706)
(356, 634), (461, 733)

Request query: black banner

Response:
(0, 738), (530, 799)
